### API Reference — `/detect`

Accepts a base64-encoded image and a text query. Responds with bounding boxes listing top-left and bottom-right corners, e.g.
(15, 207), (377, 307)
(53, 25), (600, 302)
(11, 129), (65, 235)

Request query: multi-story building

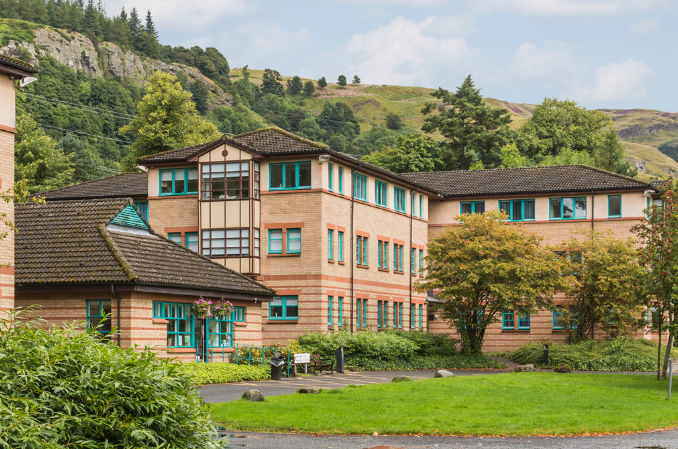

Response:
(0, 55), (37, 312)
(37, 128), (663, 353)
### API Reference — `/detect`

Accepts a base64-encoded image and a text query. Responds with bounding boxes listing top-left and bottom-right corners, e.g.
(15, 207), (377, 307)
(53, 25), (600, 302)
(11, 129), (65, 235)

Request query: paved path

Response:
(200, 369), (511, 403)
(218, 428), (678, 449)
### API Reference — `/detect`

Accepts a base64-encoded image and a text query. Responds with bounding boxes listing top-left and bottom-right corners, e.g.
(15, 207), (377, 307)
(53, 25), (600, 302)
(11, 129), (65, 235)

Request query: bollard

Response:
(543, 344), (549, 366)
(669, 358), (674, 401)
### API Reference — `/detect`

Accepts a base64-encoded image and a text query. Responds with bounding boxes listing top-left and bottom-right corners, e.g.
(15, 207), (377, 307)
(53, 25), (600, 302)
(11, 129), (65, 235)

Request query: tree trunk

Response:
(662, 333), (674, 380)
(657, 321), (662, 381)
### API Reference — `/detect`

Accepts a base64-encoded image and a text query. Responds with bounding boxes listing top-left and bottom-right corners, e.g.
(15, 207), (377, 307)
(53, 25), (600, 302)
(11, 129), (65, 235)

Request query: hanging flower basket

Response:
(192, 297), (212, 319)
(213, 298), (234, 320)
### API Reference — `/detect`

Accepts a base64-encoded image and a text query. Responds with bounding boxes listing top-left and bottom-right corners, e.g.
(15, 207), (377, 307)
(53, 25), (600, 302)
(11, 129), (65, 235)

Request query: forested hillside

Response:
(1, 0), (677, 188)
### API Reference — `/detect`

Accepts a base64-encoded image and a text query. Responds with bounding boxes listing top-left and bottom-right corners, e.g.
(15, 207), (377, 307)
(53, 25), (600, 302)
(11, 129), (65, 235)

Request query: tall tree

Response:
(83, 0), (99, 36)
(14, 113), (74, 194)
(302, 80), (315, 97)
(317, 76), (327, 90)
(337, 75), (347, 87)
(58, 132), (106, 183)
(119, 72), (219, 167)
(120, 6), (127, 22)
(318, 102), (360, 138)
(633, 180), (678, 380)
(286, 75), (303, 95)
(145, 10), (157, 38)
(422, 75), (512, 170)
(415, 210), (565, 354)
(261, 69), (285, 96)
(190, 80), (209, 114)
(352, 74), (361, 85)
(363, 133), (442, 173)
(128, 7), (142, 50)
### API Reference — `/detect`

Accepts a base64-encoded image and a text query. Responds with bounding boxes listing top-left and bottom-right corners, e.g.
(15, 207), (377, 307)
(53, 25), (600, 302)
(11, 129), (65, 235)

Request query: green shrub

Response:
(0, 311), (219, 448)
(345, 355), (506, 371)
(554, 363), (573, 373)
(381, 329), (459, 356)
(0, 19), (37, 47)
(298, 329), (419, 361)
(178, 362), (270, 385)
(512, 338), (678, 372)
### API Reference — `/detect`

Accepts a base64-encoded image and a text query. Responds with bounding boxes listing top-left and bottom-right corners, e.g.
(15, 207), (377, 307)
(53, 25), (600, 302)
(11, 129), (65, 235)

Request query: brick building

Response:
(35, 128), (663, 352)
(0, 55), (37, 312)
(14, 198), (274, 361)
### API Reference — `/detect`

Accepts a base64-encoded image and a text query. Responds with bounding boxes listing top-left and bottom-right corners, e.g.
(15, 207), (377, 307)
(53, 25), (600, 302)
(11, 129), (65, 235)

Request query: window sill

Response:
(394, 271), (405, 275)
(501, 329), (531, 333)
(234, 322), (247, 327)
(152, 319), (169, 324)
(268, 253), (301, 257)
(338, 261), (345, 265)
(356, 265), (370, 269)
(166, 348), (196, 352)
(208, 347), (235, 353)
(328, 260), (335, 264)
(378, 268), (389, 272)
(266, 319), (299, 324)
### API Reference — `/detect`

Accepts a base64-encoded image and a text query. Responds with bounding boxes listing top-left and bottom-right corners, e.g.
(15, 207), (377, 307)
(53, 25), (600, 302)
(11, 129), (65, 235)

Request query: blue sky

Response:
(108, 0), (675, 110)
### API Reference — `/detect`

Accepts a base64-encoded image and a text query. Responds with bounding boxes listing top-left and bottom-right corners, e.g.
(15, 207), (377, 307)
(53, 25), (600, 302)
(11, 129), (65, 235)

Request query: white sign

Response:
(294, 353), (310, 364)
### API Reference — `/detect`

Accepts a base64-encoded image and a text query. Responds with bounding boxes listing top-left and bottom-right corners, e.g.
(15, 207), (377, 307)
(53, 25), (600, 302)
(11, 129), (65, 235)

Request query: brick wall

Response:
(0, 129), (14, 312)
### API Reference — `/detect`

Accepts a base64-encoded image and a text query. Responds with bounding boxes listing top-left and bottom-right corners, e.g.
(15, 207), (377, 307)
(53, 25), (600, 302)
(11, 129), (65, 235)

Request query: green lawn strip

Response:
(209, 373), (678, 436)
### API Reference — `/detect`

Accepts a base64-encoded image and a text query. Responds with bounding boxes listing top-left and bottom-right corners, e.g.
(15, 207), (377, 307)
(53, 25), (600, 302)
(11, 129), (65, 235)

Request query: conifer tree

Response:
(303, 80), (315, 96)
(352, 74), (360, 85)
(145, 10), (157, 39)
(128, 7), (143, 50)
(286, 75), (303, 95)
(317, 76), (327, 90)
(120, 6), (127, 22)
(337, 75), (347, 86)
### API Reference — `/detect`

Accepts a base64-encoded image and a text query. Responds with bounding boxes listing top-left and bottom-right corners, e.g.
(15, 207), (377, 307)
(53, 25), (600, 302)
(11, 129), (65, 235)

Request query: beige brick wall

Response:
(0, 128), (15, 312)
(147, 197), (199, 234)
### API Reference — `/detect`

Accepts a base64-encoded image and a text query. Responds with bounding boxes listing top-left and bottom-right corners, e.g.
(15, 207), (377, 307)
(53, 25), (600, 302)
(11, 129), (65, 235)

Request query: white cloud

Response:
(473, 0), (665, 16)
(631, 18), (659, 35)
(566, 59), (654, 102)
(330, 0), (449, 6)
(508, 41), (585, 88)
(345, 16), (473, 86)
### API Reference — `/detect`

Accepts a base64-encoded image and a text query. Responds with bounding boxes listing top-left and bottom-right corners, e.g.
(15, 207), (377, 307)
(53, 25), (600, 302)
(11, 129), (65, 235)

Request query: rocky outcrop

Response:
(0, 27), (232, 106)
(619, 122), (678, 139)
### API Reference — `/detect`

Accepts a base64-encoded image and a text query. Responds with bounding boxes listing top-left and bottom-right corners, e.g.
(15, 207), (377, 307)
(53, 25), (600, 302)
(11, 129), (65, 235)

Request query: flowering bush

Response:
(192, 297), (212, 319)
(213, 298), (233, 320)
(192, 297), (233, 320)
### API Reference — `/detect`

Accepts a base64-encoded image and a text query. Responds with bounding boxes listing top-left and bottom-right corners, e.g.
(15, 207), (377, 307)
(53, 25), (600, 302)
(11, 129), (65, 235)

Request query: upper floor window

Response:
(461, 201), (485, 215)
(270, 296), (299, 320)
(499, 199), (535, 222)
(269, 228), (301, 255)
(201, 163), (249, 200)
(270, 161), (311, 190)
(328, 229), (334, 261)
(377, 239), (389, 270)
(354, 173), (367, 201)
(253, 162), (260, 199)
(393, 243), (404, 272)
(338, 166), (344, 194)
(338, 231), (344, 262)
(419, 195), (423, 218)
(134, 201), (149, 221)
(356, 235), (368, 266)
(394, 187), (406, 212)
(169, 232), (199, 253)
(328, 163), (334, 192)
(608, 195), (621, 218)
(550, 197), (586, 220)
(375, 180), (388, 207)
(160, 168), (198, 195)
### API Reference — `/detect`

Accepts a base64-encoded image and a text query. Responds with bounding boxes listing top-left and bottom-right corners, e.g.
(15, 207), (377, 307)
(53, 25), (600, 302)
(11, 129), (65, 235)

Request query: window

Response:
(394, 187), (406, 212)
(134, 201), (148, 221)
(87, 300), (112, 336)
(550, 197), (586, 220)
(354, 173), (367, 201)
(328, 296), (333, 325)
(411, 304), (415, 329)
(399, 302), (403, 328)
(461, 201), (485, 215)
(418, 249), (423, 275)
(160, 168), (198, 196)
(287, 228), (301, 254)
(338, 297), (343, 326)
(377, 239), (389, 270)
(328, 229), (334, 261)
(393, 243), (404, 272)
(168, 233), (182, 245)
(202, 230), (224, 257)
(411, 247), (416, 274)
(363, 299), (368, 328)
(377, 301), (383, 328)
(608, 195), (621, 218)
(383, 301), (389, 328)
(518, 310), (531, 330)
(419, 195), (423, 218)
(203, 229), (249, 257)
(201, 162), (249, 200)
(338, 166), (344, 194)
(328, 163), (334, 192)
(499, 199), (535, 222)
(419, 304), (423, 329)
(270, 161), (311, 190)
(153, 302), (193, 347)
(338, 231), (344, 262)
(186, 232), (199, 252)
(393, 302), (398, 328)
(253, 162), (260, 199)
(269, 296), (299, 320)
(356, 298), (361, 327)
(356, 235), (368, 266)
(552, 307), (567, 330)
(269, 229), (283, 254)
(253, 229), (260, 257)
(233, 306), (246, 322)
(375, 180), (388, 207)
(502, 310), (515, 330)
(208, 315), (234, 348)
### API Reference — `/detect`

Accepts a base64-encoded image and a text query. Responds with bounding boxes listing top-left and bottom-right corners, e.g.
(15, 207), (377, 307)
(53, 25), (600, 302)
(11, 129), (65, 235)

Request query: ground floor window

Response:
(153, 302), (193, 348)
(419, 304), (423, 329)
(502, 310), (515, 330)
(338, 297), (343, 327)
(328, 296), (333, 325)
(356, 298), (362, 327)
(518, 310), (531, 330)
(377, 301), (383, 328)
(208, 316), (234, 348)
(411, 304), (415, 328)
(269, 296), (299, 320)
(87, 300), (112, 336)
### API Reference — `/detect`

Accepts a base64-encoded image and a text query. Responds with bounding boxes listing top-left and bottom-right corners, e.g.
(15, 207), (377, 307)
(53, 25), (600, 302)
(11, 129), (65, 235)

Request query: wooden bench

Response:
(310, 354), (334, 374)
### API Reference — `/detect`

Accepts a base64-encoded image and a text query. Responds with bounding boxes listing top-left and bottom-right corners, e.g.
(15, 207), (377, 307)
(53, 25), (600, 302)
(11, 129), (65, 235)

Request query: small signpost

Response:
(294, 352), (311, 374)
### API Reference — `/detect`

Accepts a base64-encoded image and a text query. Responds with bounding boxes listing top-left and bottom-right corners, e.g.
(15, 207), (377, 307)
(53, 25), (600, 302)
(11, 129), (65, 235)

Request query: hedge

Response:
(178, 362), (270, 385)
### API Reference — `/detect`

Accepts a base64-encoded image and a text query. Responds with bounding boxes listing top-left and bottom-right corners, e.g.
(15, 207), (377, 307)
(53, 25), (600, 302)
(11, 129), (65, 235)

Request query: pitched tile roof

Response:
(36, 173), (148, 200)
(137, 137), (226, 164)
(0, 54), (38, 74)
(15, 199), (274, 296)
(400, 165), (652, 198)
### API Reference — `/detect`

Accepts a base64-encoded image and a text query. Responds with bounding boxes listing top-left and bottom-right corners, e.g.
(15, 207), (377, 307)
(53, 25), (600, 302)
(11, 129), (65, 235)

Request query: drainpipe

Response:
(409, 186), (418, 329)
(350, 167), (356, 334)
(111, 284), (121, 347)
(590, 189), (594, 340)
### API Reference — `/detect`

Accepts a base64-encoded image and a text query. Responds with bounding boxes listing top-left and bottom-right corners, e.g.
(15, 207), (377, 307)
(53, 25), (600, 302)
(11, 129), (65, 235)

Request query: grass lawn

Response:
(209, 373), (678, 436)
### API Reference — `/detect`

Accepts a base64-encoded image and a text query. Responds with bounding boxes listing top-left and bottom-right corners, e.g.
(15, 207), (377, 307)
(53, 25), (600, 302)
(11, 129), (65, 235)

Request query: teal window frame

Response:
(552, 307), (566, 330)
(328, 296), (333, 325)
(375, 180), (388, 207)
(377, 240), (383, 268)
(393, 302), (398, 328)
(419, 304), (422, 329)
(233, 306), (245, 322)
(608, 195), (622, 218)
(186, 232), (199, 252)
(159, 168), (198, 196)
(354, 173), (368, 201)
(502, 310), (515, 330)
(269, 161), (312, 191)
(399, 302), (403, 328)
(498, 199), (535, 222)
(363, 299), (367, 328)
(394, 187), (406, 212)
(328, 163), (334, 192)
(411, 247), (416, 274)
(269, 296), (299, 320)
(383, 301), (388, 328)
(87, 300), (112, 336)
(460, 201), (485, 215)
(338, 166), (344, 194)
(518, 310), (531, 330)
(356, 235), (368, 266)
(419, 195), (423, 218)
(338, 297), (343, 326)
(153, 302), (194, 348)
(134, 201), (149, 221)
(356, 298), (361, 327)
(411, 304), (415, 329)
(207, 314), (234, 348)
(328, 229), (334, 260)
(549, 197), (587, 220)
(168, 232), (182, 244)
(287, 228), (301, 254)
(418, 249), (423, 274)
(269, 229), (283, 254)
(338, 231), (344, 262)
